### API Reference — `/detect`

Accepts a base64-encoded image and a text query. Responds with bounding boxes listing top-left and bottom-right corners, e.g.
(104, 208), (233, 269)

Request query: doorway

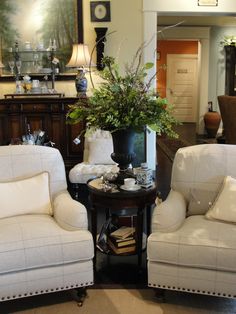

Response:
(156, 39), (199, 123)
(166, 54), (198, 122)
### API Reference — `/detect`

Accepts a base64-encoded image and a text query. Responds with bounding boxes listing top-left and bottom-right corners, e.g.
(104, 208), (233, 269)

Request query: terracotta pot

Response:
(204, 111), (221, 138)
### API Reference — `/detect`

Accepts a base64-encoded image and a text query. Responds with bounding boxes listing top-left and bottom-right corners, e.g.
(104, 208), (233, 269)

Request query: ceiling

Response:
(157, 16), (236, 27)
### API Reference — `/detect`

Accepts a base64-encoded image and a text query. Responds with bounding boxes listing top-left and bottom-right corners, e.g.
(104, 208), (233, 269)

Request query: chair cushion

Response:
(148, 215), (236, 272)
(83, 129), (113, 163)
(206, 176), (236, 223)
(69, 162), (119, 184)
(0, 145), (67, 198)
(0, 214), (93, 274)
(0, 172), (52, 219)
(171, 144), (236, 206)
(187, 188), (219, 216)
(88, 137), (115, 164)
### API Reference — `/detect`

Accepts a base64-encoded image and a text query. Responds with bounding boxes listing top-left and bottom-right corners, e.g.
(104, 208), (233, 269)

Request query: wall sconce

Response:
(66, 44), (90, 95)
(94, 27), (108, 70)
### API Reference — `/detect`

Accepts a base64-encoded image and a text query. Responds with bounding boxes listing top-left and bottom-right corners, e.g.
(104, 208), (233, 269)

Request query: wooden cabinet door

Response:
(0, 114), (8, 145)
(0, 97), (85, 171)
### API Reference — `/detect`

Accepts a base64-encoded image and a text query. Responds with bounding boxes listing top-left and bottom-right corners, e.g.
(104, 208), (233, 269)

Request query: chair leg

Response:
(71, 183), (80, 201)
(154, 288), (166, 302)
(72, 287), (87, 306)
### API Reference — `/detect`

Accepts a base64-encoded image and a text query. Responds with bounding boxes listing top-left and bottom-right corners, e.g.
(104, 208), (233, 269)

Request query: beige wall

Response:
(84, 0), (143, 70)
(83, 0), (143, 95)
(144, 0), (236, 12)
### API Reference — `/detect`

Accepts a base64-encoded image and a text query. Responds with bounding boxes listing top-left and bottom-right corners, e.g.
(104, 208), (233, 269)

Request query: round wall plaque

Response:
(90, 1), (111, 22)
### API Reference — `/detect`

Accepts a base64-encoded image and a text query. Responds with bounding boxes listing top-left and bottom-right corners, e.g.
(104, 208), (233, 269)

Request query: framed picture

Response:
(0, 0), (84, 80)
(90, 1), (111, 22)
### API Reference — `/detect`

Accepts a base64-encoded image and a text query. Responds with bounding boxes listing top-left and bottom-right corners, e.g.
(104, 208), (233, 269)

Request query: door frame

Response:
(156, 27), (210, 134)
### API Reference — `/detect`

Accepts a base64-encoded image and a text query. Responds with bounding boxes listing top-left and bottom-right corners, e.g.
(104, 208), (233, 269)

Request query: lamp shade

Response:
(66, 44), (90, 68)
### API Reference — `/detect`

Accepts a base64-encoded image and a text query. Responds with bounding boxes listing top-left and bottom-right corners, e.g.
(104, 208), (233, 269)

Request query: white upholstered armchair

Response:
(0, 145), (93, 303)
(148, 144), (236, 298)
(69, 129), (119, 199)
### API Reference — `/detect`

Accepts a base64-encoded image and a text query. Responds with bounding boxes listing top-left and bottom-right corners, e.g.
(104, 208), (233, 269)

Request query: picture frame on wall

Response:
(90, 1), (111, 22)
(0, 0), (84, 80)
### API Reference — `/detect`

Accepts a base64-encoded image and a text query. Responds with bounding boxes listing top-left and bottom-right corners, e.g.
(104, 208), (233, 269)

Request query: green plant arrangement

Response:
(220, 35), (236, 47)
(67, 54), (179, 138)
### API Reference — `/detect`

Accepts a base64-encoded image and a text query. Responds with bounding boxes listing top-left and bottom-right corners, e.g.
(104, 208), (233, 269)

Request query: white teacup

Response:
(124, 178), (136, 189)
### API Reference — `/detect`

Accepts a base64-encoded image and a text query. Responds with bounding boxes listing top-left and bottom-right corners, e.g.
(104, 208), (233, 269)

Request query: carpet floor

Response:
(1, 288), (236, 314)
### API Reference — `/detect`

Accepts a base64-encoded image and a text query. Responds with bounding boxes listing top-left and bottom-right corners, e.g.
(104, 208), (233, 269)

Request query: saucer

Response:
(120, 184), (141, 191)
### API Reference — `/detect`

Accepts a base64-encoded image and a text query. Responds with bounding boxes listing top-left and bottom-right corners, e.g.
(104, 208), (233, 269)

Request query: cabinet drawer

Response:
(21, 103), (50, 112)
(0, 104), (8, 112)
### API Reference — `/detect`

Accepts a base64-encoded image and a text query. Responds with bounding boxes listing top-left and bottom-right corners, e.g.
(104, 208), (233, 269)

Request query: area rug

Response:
(157, 137), (191, 161)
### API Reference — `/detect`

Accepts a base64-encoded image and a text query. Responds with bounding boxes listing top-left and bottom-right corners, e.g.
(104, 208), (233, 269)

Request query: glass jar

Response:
(15, 80), (22, 94)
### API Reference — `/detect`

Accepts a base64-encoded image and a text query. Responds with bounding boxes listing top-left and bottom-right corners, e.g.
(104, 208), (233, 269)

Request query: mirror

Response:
(0, 0), (83, 81)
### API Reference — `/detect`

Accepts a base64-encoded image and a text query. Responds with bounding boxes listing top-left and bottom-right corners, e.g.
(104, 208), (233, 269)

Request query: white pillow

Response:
(187, 189), (219, 216)
(0, 172), (52, 219)
(88, 138), (116, 164)
(206, 176), (236, 223)
(152, 189), (186, 233)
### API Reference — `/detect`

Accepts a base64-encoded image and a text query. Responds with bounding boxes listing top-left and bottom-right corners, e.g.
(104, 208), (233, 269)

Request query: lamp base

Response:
(75, 69), (87, 95)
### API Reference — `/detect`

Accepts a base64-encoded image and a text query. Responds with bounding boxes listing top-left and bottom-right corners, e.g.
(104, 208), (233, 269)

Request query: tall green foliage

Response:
(67, 54), (179, 138)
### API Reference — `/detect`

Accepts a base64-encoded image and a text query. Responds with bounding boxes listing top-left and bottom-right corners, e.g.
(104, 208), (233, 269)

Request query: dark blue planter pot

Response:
(111, 129), (136, 171)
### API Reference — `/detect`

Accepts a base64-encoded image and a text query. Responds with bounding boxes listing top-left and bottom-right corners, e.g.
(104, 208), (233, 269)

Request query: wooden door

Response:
(166, 54), (198, 123)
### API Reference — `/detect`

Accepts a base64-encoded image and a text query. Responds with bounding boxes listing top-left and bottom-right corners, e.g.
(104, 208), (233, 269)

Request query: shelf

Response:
(10, 50), (51, 53)
(4, 93), (65, 99)
(0, 74), (76, 82)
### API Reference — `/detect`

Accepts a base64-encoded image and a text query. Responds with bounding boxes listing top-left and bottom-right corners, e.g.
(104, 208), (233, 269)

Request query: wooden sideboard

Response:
(0, 96), (84, 171)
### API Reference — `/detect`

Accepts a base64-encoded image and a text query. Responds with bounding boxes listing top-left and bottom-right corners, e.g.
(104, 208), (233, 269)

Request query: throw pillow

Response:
(206, 176), (236, 223)
(0, 172), (52, 219)
(88, 138), (116, 164)
(187, 189), (219, 216)
(151, 189), (186, 233)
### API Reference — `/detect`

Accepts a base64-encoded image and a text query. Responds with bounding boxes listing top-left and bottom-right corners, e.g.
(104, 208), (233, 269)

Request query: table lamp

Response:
(66, 44), (90, 95)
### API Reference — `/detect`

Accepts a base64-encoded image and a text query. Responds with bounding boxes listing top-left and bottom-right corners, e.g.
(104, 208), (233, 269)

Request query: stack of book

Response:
(107, 226), (136, 254)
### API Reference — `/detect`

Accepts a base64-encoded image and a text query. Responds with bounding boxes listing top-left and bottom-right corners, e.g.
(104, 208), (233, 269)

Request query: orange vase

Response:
(204, 111), (221, 138)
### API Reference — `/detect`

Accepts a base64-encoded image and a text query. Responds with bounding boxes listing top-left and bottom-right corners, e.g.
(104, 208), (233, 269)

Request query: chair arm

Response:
(151, 189), (187, 233)
(53, 191), (88, 231)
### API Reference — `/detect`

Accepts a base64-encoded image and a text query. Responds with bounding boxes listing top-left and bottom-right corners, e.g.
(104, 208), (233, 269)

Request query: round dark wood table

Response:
(87, 178), (157, 270)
